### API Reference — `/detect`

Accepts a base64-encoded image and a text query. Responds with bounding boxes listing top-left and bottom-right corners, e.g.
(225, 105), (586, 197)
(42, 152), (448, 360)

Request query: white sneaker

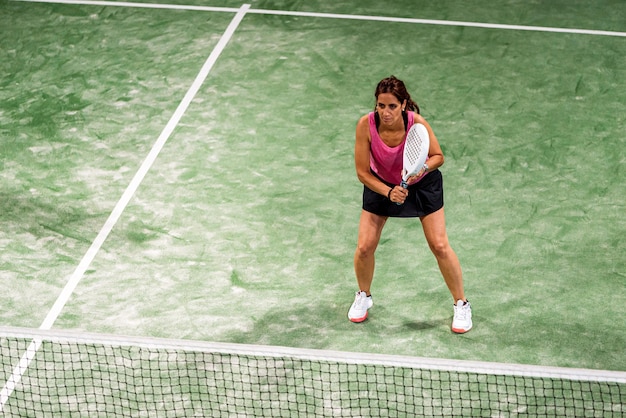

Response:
(452, 300), (473, 333)
(348, 291), (373, 323)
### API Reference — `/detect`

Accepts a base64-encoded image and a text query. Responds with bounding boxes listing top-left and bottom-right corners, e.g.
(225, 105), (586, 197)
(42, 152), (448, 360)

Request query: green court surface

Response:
(1, 0), (625, 375)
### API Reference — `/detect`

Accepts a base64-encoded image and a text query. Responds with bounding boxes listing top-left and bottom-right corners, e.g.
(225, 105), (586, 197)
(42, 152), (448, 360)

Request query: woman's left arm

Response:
(415, 113), (444, 172)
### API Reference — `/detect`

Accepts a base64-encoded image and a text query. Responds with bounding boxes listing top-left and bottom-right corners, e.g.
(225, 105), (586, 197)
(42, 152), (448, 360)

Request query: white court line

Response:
(14, 0), (241, 12)
(11, 0), (626, 37)
(0, 4), (251, 411)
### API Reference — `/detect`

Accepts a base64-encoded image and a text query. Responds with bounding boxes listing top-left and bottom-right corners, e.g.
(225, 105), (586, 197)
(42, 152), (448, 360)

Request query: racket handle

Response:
(394, 181), (409, 205)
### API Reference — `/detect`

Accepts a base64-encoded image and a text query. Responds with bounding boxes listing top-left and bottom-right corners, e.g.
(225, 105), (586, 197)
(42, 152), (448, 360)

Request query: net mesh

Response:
(1, 327), (624, 417)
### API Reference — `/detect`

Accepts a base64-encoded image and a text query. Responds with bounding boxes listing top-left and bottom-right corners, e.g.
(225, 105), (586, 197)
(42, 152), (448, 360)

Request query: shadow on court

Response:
(401, 318), (449, 332)
(219, 297), (458, 356)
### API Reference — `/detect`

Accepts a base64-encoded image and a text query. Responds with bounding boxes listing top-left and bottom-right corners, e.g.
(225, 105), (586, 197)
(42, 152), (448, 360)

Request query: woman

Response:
(348, 75), (472, 333)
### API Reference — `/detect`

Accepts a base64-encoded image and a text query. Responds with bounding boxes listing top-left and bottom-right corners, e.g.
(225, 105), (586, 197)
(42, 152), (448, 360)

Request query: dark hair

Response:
(374, 75), (420, 114)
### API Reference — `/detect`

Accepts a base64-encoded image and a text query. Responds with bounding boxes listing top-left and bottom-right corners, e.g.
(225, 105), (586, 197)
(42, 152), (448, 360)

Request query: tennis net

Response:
(1, 326), (624, 417)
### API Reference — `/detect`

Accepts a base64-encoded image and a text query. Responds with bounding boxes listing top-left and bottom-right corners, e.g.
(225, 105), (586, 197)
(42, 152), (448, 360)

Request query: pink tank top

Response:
(369, 111), (427, 185)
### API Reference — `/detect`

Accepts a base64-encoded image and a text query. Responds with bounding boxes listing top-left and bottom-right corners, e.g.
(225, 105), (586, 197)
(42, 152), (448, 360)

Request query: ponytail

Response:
(404, 98), (420, 114)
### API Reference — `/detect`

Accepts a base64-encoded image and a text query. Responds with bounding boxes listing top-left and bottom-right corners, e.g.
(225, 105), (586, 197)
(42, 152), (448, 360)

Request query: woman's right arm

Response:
(354, 115), (394, 198)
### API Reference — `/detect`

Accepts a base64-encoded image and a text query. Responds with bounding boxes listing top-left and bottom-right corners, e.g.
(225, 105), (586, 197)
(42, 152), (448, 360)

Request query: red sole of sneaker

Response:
(451, 327), (471, 334)
(349, 313), (368, 323)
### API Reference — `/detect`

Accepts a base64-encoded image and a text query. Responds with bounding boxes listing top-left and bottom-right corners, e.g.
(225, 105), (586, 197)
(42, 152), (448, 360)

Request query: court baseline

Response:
(12, 0), (626, 37)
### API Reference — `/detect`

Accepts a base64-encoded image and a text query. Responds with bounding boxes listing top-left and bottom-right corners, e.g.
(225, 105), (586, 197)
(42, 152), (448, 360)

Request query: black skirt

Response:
(362, 169), (444, 218)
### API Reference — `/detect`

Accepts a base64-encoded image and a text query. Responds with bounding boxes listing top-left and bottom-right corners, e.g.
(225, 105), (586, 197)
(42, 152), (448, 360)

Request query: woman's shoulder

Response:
(411, 112), (426, 124)
(357, 113), (373, 127)
(356, 113), (373, 141)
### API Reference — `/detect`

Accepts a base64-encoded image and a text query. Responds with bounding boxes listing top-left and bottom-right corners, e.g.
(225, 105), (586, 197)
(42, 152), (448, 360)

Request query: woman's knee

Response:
(428, 239), (452, 259)
(355, 240), (377, 259)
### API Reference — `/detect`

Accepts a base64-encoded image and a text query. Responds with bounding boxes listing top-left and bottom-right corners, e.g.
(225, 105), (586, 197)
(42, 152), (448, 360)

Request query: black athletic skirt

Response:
(362, 169), (444, 218)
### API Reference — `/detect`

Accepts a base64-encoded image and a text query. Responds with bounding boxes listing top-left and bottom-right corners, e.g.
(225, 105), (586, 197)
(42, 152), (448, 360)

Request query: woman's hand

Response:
(388, 185), (408, 204)
(403, 163), (428, 186)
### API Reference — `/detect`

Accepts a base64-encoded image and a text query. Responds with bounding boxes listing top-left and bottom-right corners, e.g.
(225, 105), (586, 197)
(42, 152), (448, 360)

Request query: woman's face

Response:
(375, 93), (406, 127)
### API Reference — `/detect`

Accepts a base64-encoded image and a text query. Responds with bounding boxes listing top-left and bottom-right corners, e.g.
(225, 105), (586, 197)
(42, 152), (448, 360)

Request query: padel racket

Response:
(400, 123), (430, 188)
